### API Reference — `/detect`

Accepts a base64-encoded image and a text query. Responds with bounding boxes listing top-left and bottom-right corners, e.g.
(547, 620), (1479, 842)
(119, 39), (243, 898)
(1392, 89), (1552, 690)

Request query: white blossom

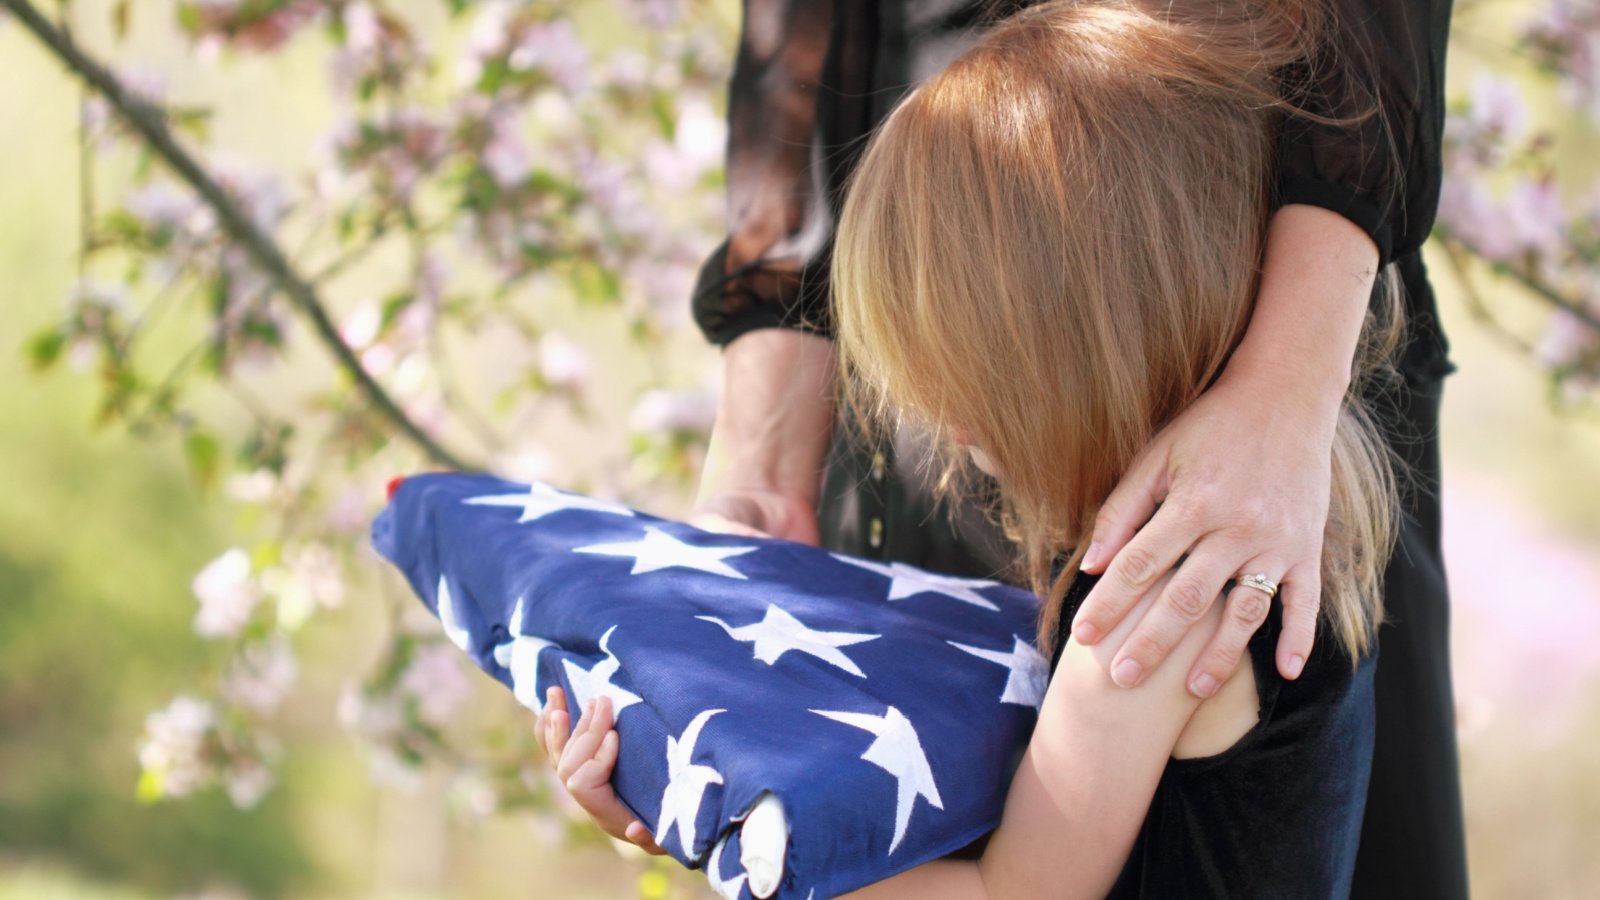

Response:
(192, 548), (259, 639)
(138, 696), (217, 798)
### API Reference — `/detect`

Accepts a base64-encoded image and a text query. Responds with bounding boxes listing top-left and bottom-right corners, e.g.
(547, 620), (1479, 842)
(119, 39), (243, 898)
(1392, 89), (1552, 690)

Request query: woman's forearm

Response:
(1224, 203), (1379, 414)
(695, 327), (838, 510)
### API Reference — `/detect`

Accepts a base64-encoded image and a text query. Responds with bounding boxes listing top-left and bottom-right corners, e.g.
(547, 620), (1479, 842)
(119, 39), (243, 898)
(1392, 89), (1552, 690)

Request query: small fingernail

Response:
(1080, 542), (1104, 571)
(1112, 658), (1143, 688)
(1071, 619), (1099, 644)
(1286, 654), (1305, 679)
(1190, 673), (1219, 698)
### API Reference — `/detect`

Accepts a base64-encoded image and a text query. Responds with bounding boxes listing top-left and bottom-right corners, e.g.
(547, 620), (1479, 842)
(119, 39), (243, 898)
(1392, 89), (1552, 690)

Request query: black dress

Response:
(689, 2), (1466, 896)
(1051, 575), (1378, 899)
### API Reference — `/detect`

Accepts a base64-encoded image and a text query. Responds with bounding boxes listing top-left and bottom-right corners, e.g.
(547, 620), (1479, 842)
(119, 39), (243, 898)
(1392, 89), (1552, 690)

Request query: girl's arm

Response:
(844, 573), (1236, 900)
(541, 573), (1251, 898)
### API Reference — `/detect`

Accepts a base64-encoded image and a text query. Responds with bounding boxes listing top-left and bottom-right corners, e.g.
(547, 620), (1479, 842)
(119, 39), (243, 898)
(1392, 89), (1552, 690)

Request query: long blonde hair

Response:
(832, 0), (1401, 661)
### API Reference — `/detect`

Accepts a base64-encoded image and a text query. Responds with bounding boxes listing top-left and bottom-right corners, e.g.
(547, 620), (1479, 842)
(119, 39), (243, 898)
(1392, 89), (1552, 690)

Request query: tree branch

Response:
(2, 0), (475, 471)
(1442, 233), (1600, 335)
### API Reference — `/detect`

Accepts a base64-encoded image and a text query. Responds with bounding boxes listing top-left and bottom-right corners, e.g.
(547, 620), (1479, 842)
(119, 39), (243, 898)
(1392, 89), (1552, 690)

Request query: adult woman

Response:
(544, 2), (1409, 894)
(685, 0), (1463, 895)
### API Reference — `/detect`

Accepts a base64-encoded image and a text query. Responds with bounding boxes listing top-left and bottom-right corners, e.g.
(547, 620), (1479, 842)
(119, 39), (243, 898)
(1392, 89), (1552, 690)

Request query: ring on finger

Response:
(1236, 572), (1280, 598)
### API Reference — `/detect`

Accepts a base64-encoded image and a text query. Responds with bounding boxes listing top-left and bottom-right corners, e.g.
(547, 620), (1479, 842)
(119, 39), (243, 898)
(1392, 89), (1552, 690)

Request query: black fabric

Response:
(691, 0), (1455, 380)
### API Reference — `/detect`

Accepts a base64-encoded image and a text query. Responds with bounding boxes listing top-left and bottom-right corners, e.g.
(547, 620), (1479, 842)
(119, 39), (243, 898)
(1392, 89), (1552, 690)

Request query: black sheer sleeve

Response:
(1274, 0), (1454, 268)
(689, 0), (879, 347)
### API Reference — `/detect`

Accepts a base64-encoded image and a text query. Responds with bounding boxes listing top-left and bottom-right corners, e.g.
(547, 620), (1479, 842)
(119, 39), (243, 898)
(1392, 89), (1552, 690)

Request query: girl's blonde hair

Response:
(832, 0), (1401, 662)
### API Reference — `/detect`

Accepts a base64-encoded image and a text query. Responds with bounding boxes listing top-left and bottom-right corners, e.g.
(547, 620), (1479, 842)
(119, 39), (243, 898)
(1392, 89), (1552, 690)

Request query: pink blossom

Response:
(343, 2), (381, 54)
(1437, 178), (1500, 257)
(629, 387), (717, 436)
(620, 0), (684, 29)
(1536, 308), (1600, 371)
(1503, 178), (1566, 257)
(223, 758), (274, 808)
(1466, 72), (1528, 144)
(538, 332), (592, 390)
(509, 21), (591, 96)
(483, 113), (533, 188)
(223, 636), (298, 713)
(399, 641), (473, 725)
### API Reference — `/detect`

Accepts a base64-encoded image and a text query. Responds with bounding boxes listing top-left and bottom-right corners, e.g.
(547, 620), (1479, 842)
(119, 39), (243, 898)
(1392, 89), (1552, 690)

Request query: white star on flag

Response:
(462, 482), (635, 523)
(576, 526), (756, 579)
(493, 596), (557, 712)
(704, 832), (748, 900)
(948, 636), (1049, 709)
(436, 574), (473, 653)
(834, 556), (1001, 611)
(562, 625), (643, 717)
(809, 705), (944, 854)
(655, 708), (727, 855)
(697, 604), (880, 677)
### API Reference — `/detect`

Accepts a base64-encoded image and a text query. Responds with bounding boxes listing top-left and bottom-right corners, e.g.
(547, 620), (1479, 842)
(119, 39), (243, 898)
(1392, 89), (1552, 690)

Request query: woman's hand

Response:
(1069, 204), (1380, 697)
(1070, 364), (1339, 695)
(691, 329), (838, 545)
(534, 687), (667, 855)
(689, 488), (819, 543)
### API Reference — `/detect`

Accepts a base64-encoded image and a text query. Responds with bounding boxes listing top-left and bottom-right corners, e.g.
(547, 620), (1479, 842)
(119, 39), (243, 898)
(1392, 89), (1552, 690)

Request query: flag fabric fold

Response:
(372, 472), (1044, 899)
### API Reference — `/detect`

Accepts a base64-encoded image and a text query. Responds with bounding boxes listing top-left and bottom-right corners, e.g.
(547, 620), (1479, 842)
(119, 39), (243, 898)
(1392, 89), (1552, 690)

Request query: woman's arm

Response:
(690, 327), (838, 544)
(1068, 0), (1452, 696)
(1069, 204), (1376, 696)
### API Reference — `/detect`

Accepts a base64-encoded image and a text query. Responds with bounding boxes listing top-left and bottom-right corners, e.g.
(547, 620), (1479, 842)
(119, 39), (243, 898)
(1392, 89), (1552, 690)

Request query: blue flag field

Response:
(372, 472), (1046, 899)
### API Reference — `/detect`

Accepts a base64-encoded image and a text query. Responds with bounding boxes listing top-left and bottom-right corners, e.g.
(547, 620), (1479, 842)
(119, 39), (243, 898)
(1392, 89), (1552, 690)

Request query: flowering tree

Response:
(3, 0), (1596, 871)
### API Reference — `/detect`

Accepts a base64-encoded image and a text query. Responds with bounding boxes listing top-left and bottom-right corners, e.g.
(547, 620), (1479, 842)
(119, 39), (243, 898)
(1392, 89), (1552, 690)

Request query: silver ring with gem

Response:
(1237, 573), (1280, 598)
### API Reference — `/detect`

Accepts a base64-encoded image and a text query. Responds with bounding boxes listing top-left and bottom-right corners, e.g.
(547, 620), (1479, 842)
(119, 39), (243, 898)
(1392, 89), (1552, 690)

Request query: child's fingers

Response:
(624, 819), (668, 856)
(557, 700), (605, 783)
(546, 709), (569, 759)
(565, 731), (643, 840)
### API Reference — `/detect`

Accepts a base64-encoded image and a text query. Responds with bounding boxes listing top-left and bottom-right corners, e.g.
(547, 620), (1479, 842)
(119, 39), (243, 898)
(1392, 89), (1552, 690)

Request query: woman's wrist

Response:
(1222, 203), (1380, 420)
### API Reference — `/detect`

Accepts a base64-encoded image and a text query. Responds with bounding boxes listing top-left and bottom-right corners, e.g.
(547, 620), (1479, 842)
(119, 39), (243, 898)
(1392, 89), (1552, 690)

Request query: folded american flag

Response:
(372, 472), (1046, 899)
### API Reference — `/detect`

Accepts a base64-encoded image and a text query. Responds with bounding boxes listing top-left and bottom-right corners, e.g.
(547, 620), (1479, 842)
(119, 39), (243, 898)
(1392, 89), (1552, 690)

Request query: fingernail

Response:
(1071, 619), (1100, 644)
(1080, 542), (1104, 571)
(1190, 673), (1219, 698)
(1286, 654), (1305, 679)
(1112, 658), (1143, 687)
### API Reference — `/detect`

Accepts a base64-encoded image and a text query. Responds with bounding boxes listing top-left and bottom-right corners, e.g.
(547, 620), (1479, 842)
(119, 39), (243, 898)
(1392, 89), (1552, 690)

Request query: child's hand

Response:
(535, 686), (667, 855)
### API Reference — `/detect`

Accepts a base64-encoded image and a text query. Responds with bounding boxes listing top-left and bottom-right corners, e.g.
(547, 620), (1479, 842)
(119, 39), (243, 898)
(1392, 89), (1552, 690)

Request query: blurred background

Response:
(1, 1), (1597, 898)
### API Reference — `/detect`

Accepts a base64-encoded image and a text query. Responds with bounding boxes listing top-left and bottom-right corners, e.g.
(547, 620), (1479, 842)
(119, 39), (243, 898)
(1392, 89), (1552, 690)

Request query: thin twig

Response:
(3, 0), (475, 470)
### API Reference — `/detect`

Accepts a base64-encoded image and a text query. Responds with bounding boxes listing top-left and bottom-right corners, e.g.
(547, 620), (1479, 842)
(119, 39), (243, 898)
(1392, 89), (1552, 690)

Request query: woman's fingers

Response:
(1275, 566), (1321, 680)
(1103, 538), (1248, 687)
(1071, 500), (1197, 647)
(1078, 441), (1169, 575)
(1184, 566), (1279, 697)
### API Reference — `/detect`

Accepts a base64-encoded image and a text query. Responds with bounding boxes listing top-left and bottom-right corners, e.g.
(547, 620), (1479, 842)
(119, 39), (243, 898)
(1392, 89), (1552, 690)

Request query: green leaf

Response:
(184, 429), (222, 493)
(25, 328), (67, 371)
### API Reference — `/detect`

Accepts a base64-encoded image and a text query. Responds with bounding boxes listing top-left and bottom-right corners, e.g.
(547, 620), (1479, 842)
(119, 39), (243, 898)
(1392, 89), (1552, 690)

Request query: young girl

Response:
(544, 1), (1403, 895)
